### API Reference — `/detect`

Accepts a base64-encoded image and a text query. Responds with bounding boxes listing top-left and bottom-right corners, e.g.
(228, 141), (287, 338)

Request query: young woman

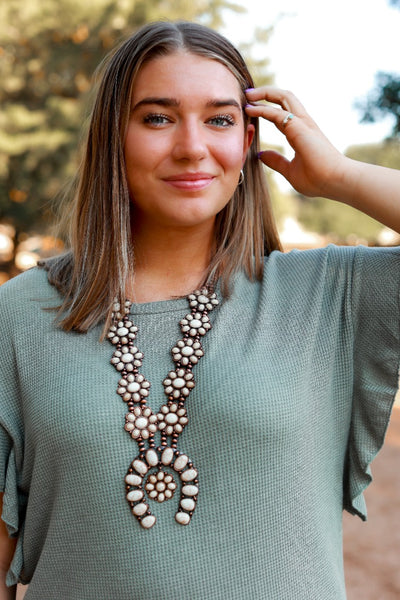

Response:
(1, 20), (399, 600)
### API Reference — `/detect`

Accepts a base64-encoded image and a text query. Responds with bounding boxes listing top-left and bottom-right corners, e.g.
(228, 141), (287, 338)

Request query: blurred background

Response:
(1, 0), (399, 598)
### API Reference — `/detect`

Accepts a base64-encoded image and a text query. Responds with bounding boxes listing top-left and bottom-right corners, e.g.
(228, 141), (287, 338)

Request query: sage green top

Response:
(1, 245), (399, 599)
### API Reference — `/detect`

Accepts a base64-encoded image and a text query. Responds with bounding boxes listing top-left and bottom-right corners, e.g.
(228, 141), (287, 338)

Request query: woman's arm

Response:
(245, 87), (400, 233)
(0, 494), (17, 600)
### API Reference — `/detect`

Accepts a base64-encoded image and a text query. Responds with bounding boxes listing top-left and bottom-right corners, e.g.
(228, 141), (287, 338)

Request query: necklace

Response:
(108, 287), (219, 529)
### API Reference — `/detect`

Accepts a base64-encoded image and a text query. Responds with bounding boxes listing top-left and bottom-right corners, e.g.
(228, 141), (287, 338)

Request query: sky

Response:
(222, 0), (400, 154)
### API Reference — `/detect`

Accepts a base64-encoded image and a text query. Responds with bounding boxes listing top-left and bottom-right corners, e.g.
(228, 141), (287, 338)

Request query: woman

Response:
(1, 20), (399, 600)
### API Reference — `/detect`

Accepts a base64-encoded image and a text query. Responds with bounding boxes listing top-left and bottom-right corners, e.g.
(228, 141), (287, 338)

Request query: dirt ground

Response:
(343, 406), (400, 599)
(16, 408), (400, 600)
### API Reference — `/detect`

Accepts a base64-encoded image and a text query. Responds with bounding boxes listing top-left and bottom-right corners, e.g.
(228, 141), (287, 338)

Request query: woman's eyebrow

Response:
(132, 97), (242, 111)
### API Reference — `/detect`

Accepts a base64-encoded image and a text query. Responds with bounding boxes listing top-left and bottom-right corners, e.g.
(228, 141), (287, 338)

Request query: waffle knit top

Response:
(1, 244), (399, 599)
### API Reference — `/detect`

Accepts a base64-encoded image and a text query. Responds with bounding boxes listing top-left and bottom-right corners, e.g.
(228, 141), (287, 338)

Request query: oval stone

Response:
(133, 460), (148, 475)
(126, 489), (143, 502)
(133, 503), (148, 516)
(117, 327), (129, 336)
(173, 454), (189, 471)
(181, 469), (197, 482)
(125, 473), (142, 486)
(172, 378), (185, 389)
(181, 346), (194, 356)
(161, 448), (174, 465)
(127, 382), (141, 393)
(145, 449), (159, 467)
(190, 319), (202, 328)
(135, 417), (148, 430)
(180, 498), (195, 511)
(198, 295), (209, 303)
(175, 512), (191, 525)
(182, 485), (198, 496)
(141, 515), (156, 529)
(121, 353), (134, 363)
(165, 413), (178, 424)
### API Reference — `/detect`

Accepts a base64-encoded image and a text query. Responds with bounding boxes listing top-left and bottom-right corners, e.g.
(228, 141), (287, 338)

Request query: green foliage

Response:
(1, 0), (265, 236)
(296, 139), (400, 242)
(345, 138), (400, 169)
(356, 71), (400, 137)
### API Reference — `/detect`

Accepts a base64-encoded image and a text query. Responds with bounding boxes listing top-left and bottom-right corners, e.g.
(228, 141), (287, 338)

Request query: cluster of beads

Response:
(108, 288), (218, 529)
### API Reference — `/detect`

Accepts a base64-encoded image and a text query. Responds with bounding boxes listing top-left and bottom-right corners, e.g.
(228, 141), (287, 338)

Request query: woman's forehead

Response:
(132, 51), (243, 100)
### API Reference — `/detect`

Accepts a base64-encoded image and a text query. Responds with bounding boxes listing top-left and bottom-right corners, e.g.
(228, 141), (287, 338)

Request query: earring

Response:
(238, 169), (244, 185)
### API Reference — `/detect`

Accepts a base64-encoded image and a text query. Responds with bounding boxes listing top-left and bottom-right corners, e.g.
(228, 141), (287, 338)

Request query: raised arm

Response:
(245, 87), (400, 233)
(0, 494), (16, 600)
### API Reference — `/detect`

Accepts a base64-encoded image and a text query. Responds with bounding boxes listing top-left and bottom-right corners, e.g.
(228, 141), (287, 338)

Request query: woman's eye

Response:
(208, 114), (236, 127)
(143, 113), (171, 126)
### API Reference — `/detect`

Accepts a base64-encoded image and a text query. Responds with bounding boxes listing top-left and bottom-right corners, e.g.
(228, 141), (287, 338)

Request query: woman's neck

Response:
(128, 221), (215, 303)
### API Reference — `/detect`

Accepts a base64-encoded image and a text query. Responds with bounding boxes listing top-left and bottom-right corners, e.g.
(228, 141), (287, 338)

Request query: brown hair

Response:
(41, 20), (281, 334)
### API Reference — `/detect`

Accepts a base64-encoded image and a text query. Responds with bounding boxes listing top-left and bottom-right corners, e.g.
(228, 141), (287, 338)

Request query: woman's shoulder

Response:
(0, 266), (59, 314)
(268, 243), (400, 270)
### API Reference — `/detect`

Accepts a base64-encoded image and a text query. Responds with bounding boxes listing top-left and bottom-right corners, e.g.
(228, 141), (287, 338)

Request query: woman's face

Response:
(124, 51), (254, 232)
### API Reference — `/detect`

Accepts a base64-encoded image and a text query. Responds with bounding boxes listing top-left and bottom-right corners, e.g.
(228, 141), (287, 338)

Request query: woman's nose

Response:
(171, 120), (208, 161)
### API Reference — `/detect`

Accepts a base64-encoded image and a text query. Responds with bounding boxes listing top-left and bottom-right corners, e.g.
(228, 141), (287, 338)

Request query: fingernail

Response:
(245, 88), (254, 92)
(257, 151), (264, 159)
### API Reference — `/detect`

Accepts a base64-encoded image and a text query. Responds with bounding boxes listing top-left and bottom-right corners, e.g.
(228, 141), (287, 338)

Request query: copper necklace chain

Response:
(108, 287), (219, 529)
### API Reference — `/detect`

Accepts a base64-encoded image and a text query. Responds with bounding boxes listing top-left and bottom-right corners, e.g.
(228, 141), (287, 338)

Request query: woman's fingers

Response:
(245, 86), (308, 117)
(258, 150), (291, 179)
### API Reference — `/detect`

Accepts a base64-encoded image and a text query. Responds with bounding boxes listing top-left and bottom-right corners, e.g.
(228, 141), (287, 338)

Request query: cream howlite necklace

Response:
(108, 287), (219, 529)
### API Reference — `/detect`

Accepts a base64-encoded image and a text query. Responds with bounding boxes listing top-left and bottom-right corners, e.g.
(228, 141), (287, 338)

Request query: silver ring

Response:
(282, 112), (294, 127)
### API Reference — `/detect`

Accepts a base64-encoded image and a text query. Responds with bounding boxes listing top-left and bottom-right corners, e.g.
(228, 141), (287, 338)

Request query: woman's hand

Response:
(245, 86), (400, 233)
(245, 86), (349, 199)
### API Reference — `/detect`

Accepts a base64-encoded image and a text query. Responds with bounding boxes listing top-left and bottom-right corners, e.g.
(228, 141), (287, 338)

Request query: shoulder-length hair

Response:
(41, 20), (282, 334)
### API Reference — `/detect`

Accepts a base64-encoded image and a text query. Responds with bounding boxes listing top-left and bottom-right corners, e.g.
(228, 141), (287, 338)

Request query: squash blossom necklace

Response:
(108, 287), (219, 529)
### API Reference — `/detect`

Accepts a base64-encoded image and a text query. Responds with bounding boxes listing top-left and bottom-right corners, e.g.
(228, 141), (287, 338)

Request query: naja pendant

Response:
(125, 447), (198, 528)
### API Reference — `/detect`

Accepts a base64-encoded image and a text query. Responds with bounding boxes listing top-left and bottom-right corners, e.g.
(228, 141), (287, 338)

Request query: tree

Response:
(356, 0), (400, 137)
(356, 71), (400, 137)
(296, 139), (400, 242)
(0, 0), (272, 242)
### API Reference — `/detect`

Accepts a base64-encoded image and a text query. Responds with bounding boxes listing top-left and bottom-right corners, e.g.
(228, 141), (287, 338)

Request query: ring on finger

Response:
(282, 112), (294, 127)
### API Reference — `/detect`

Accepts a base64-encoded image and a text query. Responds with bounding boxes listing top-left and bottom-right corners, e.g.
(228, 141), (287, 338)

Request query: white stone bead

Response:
(172, 378), (185, 389)
(175, 512), (191, 525)
(127, 382), (140, 393)
(190, 319), (202, 328)
(174, 454), (189, 471)
(181, 469), (197, 482)
(133, 460), (148, 475)
(198, 294), (209, 303)
(126, 489), (143, 502)
(121, 353), (134, 363)
(162, 448), (174, 465)
(145, 449), (159, 467)
(156, 482), (166, 492)
(133, 503), (148, 516)
(117, 327), (129, 336)
(126, 413), (135, 422)
(165, 413), (178, 424)
(181, 346), (194, 356)
(141, 515), (156, 529)
(182, 485), (198, 496)
(180, 498), (195, 511)
(135, 417), (148, 430)
(157, 493), (165, 503)
(125, 473), (142, 486)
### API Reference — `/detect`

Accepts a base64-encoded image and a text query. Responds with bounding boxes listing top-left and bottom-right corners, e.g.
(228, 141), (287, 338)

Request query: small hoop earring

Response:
(238, 169), (244, 185)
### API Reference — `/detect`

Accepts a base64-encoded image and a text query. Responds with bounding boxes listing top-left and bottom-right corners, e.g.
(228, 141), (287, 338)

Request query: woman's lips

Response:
(163, 173), (215, 191)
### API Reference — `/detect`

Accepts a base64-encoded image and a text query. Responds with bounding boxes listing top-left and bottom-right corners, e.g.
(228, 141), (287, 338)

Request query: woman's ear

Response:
(242, 123), (255, 163)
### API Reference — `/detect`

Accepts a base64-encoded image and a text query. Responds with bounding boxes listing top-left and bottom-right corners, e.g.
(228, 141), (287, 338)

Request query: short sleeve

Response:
(0, 286), (26, 585)
(343, 245), (400, 519)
